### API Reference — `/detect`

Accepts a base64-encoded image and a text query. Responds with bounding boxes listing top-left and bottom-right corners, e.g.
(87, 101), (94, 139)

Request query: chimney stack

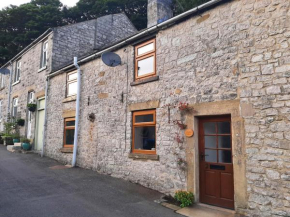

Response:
(147, 0), (173, 28)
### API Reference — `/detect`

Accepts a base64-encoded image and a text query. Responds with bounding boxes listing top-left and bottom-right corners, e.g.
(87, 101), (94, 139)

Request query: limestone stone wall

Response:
(45, 0), (290, 216)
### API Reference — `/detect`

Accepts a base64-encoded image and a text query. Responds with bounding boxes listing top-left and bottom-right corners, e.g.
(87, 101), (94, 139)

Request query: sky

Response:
(0, 0), (79, 9)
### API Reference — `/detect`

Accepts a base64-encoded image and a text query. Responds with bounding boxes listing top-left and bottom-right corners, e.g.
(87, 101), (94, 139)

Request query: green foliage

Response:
(4, 119), (16, 136)
(0, 0), (210, 66)
(20, 137), (31, 143)
(174, 191), (194, 208)
(27, 103), (37, 112)
(16, 118), (25, 126)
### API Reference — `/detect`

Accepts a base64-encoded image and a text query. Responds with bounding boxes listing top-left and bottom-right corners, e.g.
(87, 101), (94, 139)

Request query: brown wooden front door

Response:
(199, 116), (234, 209)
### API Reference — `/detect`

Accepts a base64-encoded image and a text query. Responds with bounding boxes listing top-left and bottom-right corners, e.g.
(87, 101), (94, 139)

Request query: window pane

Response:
(218, 122), (231, 134)
(204, 122), (216, 134)
(38, 99), (45, 109)
(218, 150), (232, 163)
(134, 126), (155, 150)
(205, 136), (216, 149)
(42, 52), (47, 67)
(66, 120), (75, 127)
(218, 136), (231, 149)
(135, 114), (154, 123)
(68, 73), (77, 81)
(137, 56), (154, 77)
(137, 43), (154, 56)
(68, 82), (77, 96)
(205, 149), (217, 163)
(65, 129), (75, 145)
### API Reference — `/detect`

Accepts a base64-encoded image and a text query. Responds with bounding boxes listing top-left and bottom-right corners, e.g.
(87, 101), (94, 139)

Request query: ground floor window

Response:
(132, 109), (156, 154)
(64, 118), (75, 147)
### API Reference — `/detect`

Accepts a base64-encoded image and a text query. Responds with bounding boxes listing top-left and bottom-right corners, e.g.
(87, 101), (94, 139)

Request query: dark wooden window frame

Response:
(135, 38), (156, 80)
(63, 117), (75, 148)
(66, 71), (77, 97)
(132, 109), (156, 155)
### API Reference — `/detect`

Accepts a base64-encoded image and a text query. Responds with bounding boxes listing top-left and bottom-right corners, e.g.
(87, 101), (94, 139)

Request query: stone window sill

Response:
(12, 80), (20, 86)
(130, 76), (159, 86)
(60, 148), (73, 153)
(63, 95), (76, 103)
(38, 66), (47, 73)
(129, 153), (159, 161)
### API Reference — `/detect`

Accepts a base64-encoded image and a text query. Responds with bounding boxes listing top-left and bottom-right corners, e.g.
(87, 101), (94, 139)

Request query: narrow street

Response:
(0, 145), (181, 217)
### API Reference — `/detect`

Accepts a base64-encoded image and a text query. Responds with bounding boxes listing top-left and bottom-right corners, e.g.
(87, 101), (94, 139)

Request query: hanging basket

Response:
(27, 103), (37, 112)
(17, 119), (25, 126)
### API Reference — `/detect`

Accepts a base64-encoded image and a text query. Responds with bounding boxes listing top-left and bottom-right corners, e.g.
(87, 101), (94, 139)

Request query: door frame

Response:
(34, 97), (45, 151)
(184, 100), (247, 212)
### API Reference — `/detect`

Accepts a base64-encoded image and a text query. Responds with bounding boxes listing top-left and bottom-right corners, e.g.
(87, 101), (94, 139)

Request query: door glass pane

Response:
(205, 136), (216, 148)
(65, 129), (75, 145)
(38, 99), (45, 109)
(137, 56), (154, 77)
(135, 114), (153, 123)
(68, 82), (77, 96)
(204, 122), (216, 134)
(66, 121), (75, 127)
(134, 126), (155, 150)
(137, 43), (154, 56)
(218, 122), (231, 134)
(218, 150), (232, 163)
(218, 136), (231, 149)
(205, 149), (217, 163)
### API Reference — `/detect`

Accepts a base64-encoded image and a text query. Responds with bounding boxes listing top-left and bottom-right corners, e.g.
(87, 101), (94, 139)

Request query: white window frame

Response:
(12, 97), (18, 117)
(40, 41), (48, 69)
(27, 92), (35, 138)
(0, 73), (4, 88)
(14, 61), (21, 83)
(67, 71), (77, 97)
(0, 100), (2, 120)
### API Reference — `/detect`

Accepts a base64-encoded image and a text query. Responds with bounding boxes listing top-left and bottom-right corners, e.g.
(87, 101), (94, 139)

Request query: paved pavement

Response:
(0, 145), (182, 217)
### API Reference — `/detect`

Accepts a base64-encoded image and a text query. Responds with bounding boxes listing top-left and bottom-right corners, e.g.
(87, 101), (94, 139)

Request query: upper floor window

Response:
(12, 97), (18, 117)
(132, 109), (156, 155)
(14, 60), (21, 83)
(40, 41), (48, 68)
(67, 71), (77, 97)
(0, 73), (4, 89)
(135, 38), (156, 80)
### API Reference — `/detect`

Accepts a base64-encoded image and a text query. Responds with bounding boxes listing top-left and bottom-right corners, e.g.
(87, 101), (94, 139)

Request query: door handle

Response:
(200, 153), (208, 160)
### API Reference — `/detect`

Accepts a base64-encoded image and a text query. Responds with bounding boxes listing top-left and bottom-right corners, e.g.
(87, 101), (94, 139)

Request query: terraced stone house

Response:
(0, 14), (137, 150)
(2, 0), (290, 216)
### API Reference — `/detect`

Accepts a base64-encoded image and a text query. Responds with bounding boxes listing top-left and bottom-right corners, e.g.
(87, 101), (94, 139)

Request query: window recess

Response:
(135, 39), (156, 80)
(132, 109), (156, 155)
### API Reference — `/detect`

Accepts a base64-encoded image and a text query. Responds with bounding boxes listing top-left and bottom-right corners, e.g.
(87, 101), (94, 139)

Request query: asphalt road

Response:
(0, 145), (182, 217)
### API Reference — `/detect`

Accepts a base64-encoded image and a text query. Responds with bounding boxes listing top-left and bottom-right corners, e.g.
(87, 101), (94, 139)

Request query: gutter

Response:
(47, 0), (224, 79)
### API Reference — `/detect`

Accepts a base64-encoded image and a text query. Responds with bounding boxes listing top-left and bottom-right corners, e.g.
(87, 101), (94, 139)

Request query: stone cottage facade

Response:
(43, 0), (290, 216)
(0, 14), (136, 150)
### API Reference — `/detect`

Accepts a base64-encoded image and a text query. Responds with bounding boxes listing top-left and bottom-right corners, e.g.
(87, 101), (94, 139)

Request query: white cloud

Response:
(0, 0), (78, 9)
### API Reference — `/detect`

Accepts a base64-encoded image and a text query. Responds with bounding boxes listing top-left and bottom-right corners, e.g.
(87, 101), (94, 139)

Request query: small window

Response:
(132, 110), (156, 154)
(64, 118), (75, 147)
(12, 97), (18, 117)
(135, 39), (156, 80)
(14, 60), (21, 83)
(40, 41), (48, 68)
(0, 73), (4, 88)
(0, 100), (2, 119)
(67, 71), (77, 97)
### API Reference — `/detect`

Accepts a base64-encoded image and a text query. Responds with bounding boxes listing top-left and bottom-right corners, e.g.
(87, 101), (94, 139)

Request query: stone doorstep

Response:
(176, 204), (237, 217)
